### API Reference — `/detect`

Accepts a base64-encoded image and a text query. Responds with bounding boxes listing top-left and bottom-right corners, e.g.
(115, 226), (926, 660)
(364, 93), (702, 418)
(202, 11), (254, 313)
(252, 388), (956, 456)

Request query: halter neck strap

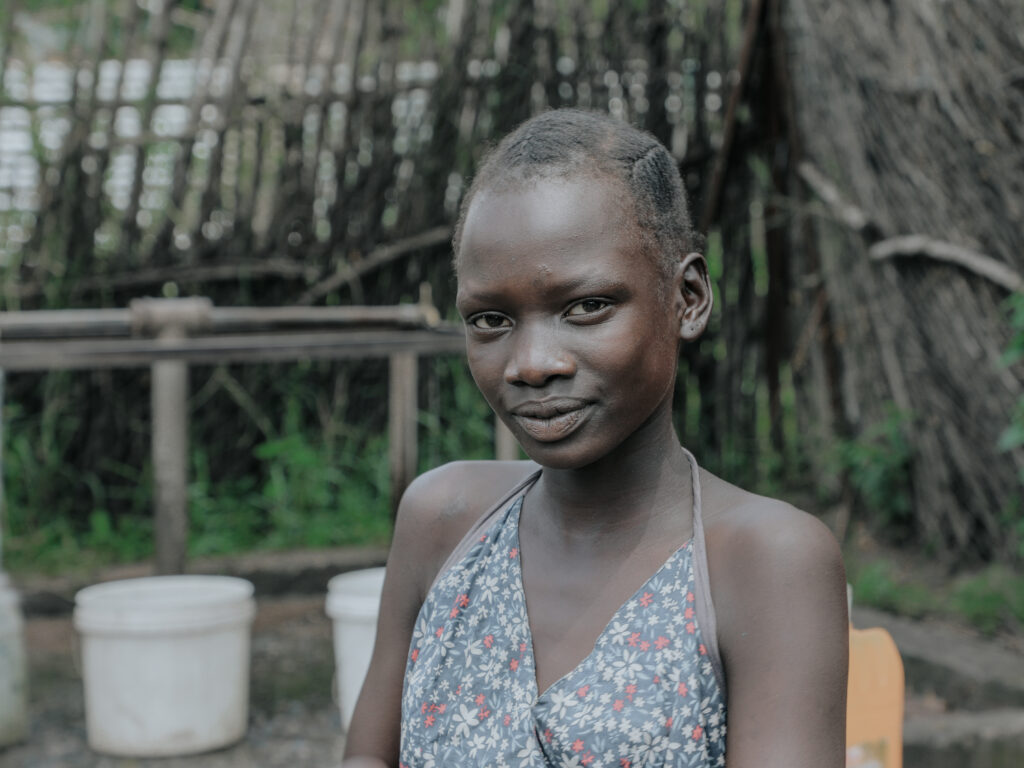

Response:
(682, 445), (726, 697)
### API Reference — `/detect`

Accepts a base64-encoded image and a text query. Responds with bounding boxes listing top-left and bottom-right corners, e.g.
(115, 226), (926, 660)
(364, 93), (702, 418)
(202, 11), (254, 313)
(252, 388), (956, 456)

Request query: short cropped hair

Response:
(453, 109), (699, 273)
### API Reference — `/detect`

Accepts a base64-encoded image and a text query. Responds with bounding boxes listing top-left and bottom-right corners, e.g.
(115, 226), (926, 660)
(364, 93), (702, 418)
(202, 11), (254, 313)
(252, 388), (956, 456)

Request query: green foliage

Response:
(833, 406), (914, 537)
(950, 566), (1024, 636)
(2, 394), (85, 571)
(189, 426), (392, 557)
(419, 357), (497, 470)
(848, 559), (938, 619)
(2, 359), (505, 573)
(848, 556), (1024, 636)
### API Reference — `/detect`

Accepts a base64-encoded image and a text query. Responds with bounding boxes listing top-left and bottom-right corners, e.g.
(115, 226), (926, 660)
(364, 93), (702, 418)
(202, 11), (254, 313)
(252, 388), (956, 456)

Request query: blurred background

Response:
(1, 0), (1022, 637)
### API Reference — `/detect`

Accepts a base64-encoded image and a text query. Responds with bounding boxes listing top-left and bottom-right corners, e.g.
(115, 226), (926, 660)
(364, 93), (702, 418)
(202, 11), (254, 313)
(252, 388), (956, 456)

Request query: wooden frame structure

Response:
(0, 296), (517, 575)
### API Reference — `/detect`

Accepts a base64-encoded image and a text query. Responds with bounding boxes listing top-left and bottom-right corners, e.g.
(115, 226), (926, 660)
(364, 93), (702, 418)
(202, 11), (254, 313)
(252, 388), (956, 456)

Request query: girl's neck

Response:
(527, 412), (692, 544)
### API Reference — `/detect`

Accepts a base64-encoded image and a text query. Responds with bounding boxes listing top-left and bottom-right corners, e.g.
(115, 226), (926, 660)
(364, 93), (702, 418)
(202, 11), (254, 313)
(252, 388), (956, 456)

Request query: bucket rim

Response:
(73, 575), (255, 635)
(325, 567), (386, 620)
(326, 567), (386, 592)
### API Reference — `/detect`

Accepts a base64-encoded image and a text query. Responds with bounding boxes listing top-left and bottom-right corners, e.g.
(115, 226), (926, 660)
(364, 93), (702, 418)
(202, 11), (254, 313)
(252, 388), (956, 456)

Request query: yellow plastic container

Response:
(846, 618), (904, 768)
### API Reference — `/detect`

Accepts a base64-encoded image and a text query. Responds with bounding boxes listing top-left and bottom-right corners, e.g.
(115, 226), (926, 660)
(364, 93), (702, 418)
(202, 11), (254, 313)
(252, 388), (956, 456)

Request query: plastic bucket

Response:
(325, 567), (386, 731)
(73, 575), (256, 757)
(0, 577), (28, 747)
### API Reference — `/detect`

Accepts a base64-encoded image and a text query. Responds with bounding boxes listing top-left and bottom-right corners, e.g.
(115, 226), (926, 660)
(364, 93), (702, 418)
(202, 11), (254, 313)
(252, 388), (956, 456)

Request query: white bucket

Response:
(73, 575), (256, 757)
(0, 577), (28, 747)
(325, 567), (386, 732)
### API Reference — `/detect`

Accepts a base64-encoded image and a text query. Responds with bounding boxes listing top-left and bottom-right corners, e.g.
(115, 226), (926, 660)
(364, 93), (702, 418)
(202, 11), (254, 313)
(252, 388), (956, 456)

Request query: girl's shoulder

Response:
(391, 460), (540, 600)
(699, 470), (847, 653)
(700, 468), (842, 574)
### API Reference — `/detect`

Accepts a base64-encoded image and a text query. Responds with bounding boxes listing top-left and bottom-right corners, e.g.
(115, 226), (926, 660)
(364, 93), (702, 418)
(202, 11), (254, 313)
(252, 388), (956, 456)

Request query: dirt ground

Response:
(0, 596), (347, 768)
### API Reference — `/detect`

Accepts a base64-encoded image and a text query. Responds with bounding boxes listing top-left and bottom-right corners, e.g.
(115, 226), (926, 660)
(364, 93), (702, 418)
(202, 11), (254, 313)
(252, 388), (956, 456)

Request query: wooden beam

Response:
(0, 328), (465, 371)
(0, 303), (440, 339)
(494, 420), (520, 461)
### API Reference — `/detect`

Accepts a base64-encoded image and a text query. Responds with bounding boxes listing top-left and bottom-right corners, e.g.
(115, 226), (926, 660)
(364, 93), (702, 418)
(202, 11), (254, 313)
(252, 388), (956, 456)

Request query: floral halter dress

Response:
(399, 449), (727, 767)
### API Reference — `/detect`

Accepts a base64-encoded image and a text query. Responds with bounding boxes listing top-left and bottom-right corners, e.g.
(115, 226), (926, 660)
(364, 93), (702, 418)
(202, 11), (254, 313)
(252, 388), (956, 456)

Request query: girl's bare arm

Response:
(710, 500), (849, 768)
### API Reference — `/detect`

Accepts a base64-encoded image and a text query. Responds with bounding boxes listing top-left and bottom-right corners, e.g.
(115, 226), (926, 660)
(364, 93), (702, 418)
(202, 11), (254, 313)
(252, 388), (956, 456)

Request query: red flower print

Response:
(479, 534), (487, 542)
(692, 725), (703, 740)
(666, 716), (674, 729)
(457, 594), (470, 608)
(424, 715), (435, 727)
(613, 699), (624, 712)
(475, 693), (485, 705)
(677, 682), (689, 696)
(686, 622), (695, 634)
(628, 632), (641, 647)
(510, 659), (519, 671)
(653, 675), (660, 683)
(572, 739), (585, 753)
(582, 752), (595, 765)
(411, 648), (419, 662)
(479, 707), (491, 719)
(421, 702), (428, 714)
(684, 606), (694, 620)
(699, 643), (707, 656)
(625, 683), (637, 699)
(639, 640), (651, 652)
(484, 634), (494, 648)
(509, 548), (518, 558)
(577, 685), (590, 698)
(620, 761), (632, 768)
(438, 703), (446, 713)
(544, 729), (553, 743)
(435, 626), (443, 638)
(503, 714), (511, 726)
(520, 642), (527, 652)
(655, 636), (670, 650)
(640, 592), (654, 607)
(449, 606), (459, 618)
(686, 591), (695, 602)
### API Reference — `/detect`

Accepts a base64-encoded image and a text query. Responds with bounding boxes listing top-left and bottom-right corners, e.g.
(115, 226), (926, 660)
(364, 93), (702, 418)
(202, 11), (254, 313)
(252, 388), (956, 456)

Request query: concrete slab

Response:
(853, 606), (1024, 711)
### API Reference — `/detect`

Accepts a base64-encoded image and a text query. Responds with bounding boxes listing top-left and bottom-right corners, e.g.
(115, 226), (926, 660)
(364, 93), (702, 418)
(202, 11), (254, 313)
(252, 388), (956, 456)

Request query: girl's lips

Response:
(511, 404), (592, 442)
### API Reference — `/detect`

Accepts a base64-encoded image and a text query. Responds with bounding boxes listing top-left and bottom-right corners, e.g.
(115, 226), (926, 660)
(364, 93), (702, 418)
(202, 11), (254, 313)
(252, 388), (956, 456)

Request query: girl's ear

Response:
(674, 252), (713, 342)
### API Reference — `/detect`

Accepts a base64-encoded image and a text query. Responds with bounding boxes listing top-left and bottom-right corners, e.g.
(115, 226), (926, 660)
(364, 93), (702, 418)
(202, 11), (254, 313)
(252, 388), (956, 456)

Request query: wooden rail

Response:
(0, 297), (518, 574)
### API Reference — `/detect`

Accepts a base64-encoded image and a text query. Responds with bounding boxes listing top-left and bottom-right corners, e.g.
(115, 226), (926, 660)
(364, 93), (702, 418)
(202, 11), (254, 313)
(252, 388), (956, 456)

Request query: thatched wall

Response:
(780, 0), (1024, 560)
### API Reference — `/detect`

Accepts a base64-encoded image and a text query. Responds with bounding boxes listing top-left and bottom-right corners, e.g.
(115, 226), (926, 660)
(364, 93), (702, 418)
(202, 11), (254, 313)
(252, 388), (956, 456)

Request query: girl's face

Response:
(456, 174), (699, 470)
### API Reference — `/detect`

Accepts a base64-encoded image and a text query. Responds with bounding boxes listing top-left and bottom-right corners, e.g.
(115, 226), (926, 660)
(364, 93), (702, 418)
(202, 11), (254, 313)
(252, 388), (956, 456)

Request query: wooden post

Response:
(151, 329), (189, 574)
(388, 351), (418, 516)
(495, 419), (520, 461)
(131, 298), (212, 575)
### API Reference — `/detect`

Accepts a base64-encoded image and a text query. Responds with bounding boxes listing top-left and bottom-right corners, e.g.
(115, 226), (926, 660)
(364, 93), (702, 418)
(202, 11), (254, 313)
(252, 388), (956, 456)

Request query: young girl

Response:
(343, 109), (848, 768)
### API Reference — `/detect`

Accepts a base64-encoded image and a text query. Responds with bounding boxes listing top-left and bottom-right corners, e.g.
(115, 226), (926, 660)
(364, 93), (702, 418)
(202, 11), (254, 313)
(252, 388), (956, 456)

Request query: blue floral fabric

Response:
(399, 494), (727, 768)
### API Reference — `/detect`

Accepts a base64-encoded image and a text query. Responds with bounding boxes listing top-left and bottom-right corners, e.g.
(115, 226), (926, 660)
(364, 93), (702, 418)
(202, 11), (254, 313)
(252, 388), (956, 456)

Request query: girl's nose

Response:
(504, 325), (576, 387)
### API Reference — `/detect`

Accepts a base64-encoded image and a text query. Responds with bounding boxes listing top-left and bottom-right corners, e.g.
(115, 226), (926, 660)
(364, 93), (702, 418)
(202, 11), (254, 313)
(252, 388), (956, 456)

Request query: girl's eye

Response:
(469, 312), (512, 330)
(566, 299), (610, 317)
